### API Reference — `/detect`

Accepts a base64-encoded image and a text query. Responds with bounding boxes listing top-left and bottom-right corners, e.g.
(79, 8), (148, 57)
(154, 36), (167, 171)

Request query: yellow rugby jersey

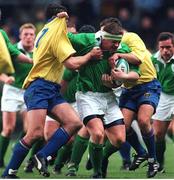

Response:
(121, 32), (156, 86)
(23, 18), (76, 88)
(0, 32), (14, 74)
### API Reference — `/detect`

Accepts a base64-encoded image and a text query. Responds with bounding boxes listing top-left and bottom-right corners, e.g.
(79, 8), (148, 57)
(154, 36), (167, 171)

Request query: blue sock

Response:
(127, 127), (146, 156)
(119, 141), (131, 163)
(142, 128), (156, 160)
(37, 127), (70, 159)
(2, 140), (30, 176)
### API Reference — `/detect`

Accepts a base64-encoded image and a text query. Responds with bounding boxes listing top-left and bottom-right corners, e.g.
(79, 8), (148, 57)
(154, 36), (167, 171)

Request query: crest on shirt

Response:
(144, 92), (151, 98)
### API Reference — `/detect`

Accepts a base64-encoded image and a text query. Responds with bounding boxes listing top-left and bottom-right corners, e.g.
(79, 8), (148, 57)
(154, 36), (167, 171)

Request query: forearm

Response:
(123, 72), (139, 82)
(117, 53), (141, 65)
(64, 52), (92, 70)
(17, 53), (33, 64)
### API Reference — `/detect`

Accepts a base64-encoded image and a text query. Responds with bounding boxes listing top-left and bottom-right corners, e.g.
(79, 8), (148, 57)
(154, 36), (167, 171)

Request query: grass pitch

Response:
(0, 139), (174, 179)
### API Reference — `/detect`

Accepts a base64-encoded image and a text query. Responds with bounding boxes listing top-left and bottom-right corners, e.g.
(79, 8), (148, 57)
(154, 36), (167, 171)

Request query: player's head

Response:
(157, 32), (174, 61)
(100, 22), (123, 52)
(67, 21), (77, 33)
(45, 3), (67, 20)
(79, 25), (96, 33)
(100, 17), (122, 30)
(19, 23), (36, 50)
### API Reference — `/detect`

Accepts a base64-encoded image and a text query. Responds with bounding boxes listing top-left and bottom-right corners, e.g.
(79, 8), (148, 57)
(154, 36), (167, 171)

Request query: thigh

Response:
(51, 102), (81, 130)
(121, 108), (135, 130)
(2, 112), (16, 129)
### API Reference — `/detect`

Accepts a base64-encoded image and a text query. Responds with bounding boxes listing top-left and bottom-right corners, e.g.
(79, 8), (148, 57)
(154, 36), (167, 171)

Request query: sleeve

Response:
(0, 30), (21, 58)
(51, 19), (76, 63)
(122, 33), (147, 63)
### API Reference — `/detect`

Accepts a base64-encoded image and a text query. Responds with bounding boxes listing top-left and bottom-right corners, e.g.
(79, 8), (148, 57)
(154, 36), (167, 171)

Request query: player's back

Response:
(23, 18), (75, 88)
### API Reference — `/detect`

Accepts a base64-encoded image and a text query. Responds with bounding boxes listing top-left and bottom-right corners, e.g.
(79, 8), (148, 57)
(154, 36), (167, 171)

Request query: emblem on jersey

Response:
(144, 93), (151, 98)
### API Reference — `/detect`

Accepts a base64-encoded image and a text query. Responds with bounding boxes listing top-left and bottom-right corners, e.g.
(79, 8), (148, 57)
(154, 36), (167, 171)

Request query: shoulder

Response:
(122, 32), (142, 42)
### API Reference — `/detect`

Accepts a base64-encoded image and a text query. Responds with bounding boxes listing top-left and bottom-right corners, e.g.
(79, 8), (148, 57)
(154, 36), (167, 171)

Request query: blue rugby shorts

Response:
(24, 78), (66, 112)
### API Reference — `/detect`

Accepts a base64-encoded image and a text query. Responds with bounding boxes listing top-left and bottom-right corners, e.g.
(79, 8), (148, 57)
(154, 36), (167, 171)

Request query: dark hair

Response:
(100, 17), (122, 28)
(45, 3), (67, 19)
(103, 22), (123, 35)
(79, 25), (96, 33)
(157, 32), (174, 44)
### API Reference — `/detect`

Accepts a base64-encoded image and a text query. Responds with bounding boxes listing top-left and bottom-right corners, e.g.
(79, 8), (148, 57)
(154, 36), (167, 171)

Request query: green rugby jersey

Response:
(68, 32), (140, 93)
(62, 68), (78, 103)
(12, 42), (33, 89)
(151, 51), (174, 95)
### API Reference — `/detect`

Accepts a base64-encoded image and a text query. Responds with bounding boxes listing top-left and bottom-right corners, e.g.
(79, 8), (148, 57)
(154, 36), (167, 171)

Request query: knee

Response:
(65, 119), (83, 135)
(90, 130), (105, 144)
(25, 127), (44, 144)
(2, 125), (15, 137)
(138, 118), (151, 133)
(111, 135), (125, 148)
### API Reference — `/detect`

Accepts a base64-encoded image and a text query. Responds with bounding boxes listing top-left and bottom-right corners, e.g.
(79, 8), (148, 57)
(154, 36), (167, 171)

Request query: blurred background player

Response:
(0, 23), (35, 168)
(152, 32), (174, 173)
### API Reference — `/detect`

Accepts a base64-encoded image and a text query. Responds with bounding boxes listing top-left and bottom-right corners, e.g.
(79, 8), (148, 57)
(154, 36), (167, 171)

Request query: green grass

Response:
(0, 140), (174, 179)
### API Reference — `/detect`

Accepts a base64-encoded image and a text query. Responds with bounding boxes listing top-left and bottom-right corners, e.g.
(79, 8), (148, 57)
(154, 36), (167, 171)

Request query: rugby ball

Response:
(113, 58), (129, 86)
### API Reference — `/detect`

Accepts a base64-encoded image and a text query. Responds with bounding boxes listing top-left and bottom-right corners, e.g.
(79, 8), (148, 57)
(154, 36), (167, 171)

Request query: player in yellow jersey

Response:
(102, 18), (161, 178)
(2, 3), (103, 179)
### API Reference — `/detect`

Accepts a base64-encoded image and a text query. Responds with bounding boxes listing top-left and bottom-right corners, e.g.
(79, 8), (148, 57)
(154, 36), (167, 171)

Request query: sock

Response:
(103, 139), (119, 160)
(29, 138), (45, 158)
(142, 128), (156, 160)
(54, 143), (73, 169)
(2, 140), (30, 176)
(119, 141), (131, 163)
(70, 135), (89, 169)
(155, 140), (166, 165)
(89, 141), (103, 174)
(127, 127), (146, 156)
(37, 128), (70, 159)
(0, 135), (10, 165)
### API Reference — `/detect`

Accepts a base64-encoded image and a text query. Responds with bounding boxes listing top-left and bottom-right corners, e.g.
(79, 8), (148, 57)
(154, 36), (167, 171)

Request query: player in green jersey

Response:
(151, 32), (174, 173)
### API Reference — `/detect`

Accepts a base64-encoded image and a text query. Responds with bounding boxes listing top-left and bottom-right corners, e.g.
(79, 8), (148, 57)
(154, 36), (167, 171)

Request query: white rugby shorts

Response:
(76, 91), (123, 125)
(152, 92), (174, 121)
(1, 84), (26, 112)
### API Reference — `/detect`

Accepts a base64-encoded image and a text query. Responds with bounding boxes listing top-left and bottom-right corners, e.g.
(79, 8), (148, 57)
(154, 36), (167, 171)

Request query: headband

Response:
(101, 31), (123, 41)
